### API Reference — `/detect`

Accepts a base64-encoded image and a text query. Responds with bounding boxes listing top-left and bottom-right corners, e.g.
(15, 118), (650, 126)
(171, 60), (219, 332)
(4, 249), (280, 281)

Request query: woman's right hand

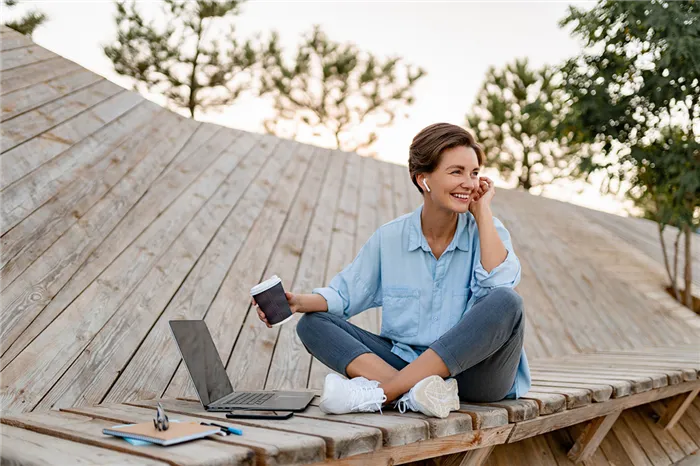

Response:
(253, 291), (301, 329)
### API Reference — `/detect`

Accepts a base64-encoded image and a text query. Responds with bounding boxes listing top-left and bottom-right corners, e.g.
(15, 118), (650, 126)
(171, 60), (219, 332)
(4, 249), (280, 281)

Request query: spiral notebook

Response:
(103, 421), (220, 446)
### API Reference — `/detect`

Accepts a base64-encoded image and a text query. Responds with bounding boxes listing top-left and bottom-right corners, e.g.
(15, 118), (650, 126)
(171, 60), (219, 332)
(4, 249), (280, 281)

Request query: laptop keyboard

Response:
(221, 392), (275, 406)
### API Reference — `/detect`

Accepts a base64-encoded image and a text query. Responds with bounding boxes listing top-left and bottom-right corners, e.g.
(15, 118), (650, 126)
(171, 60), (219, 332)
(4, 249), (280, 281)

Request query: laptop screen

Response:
(169, 320), (233, 406)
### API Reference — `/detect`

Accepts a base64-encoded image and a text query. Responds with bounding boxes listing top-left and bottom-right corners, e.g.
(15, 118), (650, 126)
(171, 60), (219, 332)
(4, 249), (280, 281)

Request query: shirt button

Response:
(432, 315), (438, 322)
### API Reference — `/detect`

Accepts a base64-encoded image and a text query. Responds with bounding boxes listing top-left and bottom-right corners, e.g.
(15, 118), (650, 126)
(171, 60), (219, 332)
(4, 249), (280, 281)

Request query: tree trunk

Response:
(659, 222), (680, 300)
(683, 224), (693, 309)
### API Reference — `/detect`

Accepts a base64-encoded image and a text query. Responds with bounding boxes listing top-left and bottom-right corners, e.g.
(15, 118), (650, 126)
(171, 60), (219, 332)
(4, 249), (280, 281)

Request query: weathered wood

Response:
(531, 363), (674, 387)
(0, 88), (145, 193)
(567, 410), (621, 464)
(530, 381), (613, 402)
(66, 403), (326, 466)
(0, 128), (242, 413)
(2, 69), (101, 121)
(531, 372), (634, 398)
(0, 422), (167, 465)
(1, 56), (81, 95)
(527, 385), (592, 409)
(1, 79), (123, 152)
(0, 93), (147, 235)
(2, 410), (254, 466)
(520, 392), (567, 415)
(657, 387), (700, 430)
(422, 445), (494, 466)
(215, 142), (318, 393)
(555, 356), (697, 381)
(1, 44), (56, 71)
(633, 405), (688, 463)
(620, 409), (674, 466)
(508, 380), (700, 443)
(0, 29), (33, 51)
(35, 132), (269, 412)
(481, 399), (540, 422)
(457, 404), (510, 430)
(131, 398), (383, 459)
(648, 402), (699, 455)
(308, 151), (361, 389)
(306, 425), (512, 466)
(0, 123), (216, 369)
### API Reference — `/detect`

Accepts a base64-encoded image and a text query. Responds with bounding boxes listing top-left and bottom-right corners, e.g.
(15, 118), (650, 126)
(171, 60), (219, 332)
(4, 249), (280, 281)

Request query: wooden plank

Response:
(0, 92), (147, 235)
(634, 405), (689, 463)
(105, 138), (307, 404)
(520, 392), (567, 415)
(658, 388), (700, 430)
(532, 362), (685, 386)
(542, 428), (578, 466)
(0, 88), (145, 193)
(131, 398), (383, 460)
(620, 409), (674, 466)
(1, 79), (123, 152)
(597, 426), (636, 466)
(306, 425), (512, 466)
(457, 404), (509, 430)
(423, 446), (495, 466)
(0, 128), (242, 413)
(67, 403), (326, 466)
(567, 410), (621, 464)
(1, 56), (81, 95)
(0, 30), (33, 51)
(2, 411), (254, 466)
(296, 405), (430, 447)
(530, 381), (612, 402)
(379, 410), (475, 440)
(35, 132), (271, 412)
(480, 399), (540, 422)
(0, 103), (167, 362)
(556, 356), (698, 381)
(0, 423), (167, 465)
(531, 372), (635, 397)
(0, 122), (218, 368)
(567, 422), (609, 466)
(527, 386), (592, 409)
(507, 380), (700, 443)
(2, 69), (101, 121)
(531, 365), (666, 389)
(648, 402), (699, 455)
(1, 44), (56, 71)
(308, 150), (361, 389)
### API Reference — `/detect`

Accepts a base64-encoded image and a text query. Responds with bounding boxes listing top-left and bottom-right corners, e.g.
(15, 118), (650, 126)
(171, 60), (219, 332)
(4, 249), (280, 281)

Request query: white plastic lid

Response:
(250, 275), (282, 296)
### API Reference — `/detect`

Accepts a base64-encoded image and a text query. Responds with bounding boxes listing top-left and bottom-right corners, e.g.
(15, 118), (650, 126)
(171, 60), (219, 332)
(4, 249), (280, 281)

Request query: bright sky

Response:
(7, 0), (638, 215)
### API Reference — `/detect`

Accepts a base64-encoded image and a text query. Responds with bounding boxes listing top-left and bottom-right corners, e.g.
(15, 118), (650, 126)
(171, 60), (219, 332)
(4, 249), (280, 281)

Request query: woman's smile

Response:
(450, 192), (471, 203)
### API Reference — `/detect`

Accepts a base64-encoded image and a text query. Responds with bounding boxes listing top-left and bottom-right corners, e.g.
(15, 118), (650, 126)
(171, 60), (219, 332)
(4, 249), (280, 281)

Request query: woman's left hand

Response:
(469, 176), (495, 216)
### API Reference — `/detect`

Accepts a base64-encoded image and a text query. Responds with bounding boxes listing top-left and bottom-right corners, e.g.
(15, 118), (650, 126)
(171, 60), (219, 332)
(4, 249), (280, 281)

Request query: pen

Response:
(201, 421), (243, 436)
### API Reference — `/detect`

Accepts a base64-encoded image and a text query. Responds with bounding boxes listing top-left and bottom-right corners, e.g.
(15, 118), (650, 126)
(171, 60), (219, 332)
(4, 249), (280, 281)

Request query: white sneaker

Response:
(395, 375), (460, 418)
(319, 373), (387, 415)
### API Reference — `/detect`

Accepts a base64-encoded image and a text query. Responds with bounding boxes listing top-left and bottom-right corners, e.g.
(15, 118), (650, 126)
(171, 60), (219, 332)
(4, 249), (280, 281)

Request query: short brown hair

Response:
(408, 123), (485, 194)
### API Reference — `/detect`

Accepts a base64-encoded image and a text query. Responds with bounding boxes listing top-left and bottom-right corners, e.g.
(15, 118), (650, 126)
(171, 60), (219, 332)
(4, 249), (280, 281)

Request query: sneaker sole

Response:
(412, 376), (460, 418)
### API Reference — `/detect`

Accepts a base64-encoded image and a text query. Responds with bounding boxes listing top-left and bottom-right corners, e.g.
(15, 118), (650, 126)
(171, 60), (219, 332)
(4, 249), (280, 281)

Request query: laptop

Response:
(169, 320), (315, 412)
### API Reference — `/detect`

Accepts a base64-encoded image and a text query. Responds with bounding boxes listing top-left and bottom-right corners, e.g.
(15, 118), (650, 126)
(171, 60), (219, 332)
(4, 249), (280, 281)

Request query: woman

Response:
(255, 123), (530, 419)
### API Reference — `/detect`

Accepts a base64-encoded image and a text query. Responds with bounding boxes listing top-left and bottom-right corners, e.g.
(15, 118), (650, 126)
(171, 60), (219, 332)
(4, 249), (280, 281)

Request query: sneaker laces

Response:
(348, 385), (387, 414)
(395, 393), (415, 414)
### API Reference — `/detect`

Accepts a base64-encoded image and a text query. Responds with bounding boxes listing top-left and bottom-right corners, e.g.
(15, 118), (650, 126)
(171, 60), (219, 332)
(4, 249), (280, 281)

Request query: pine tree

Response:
(3, 0), (48, 37)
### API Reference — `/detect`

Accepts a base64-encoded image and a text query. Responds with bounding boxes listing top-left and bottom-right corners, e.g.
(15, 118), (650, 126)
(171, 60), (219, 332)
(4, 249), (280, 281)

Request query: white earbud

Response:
(422, 179), (431, 193)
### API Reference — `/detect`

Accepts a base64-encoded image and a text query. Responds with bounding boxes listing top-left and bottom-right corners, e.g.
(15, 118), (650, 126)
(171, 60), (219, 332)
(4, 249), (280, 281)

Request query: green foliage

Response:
(260, 25), (426, 154)
(3, 0), (48, 37)
(104, 0), (266, 118)
(466, 58), (586, 191)
(560, 0), (699, 305)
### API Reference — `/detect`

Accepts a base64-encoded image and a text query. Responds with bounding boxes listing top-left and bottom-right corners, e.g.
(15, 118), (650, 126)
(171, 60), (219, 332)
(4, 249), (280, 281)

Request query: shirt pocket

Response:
(451, 288), (469, 321)
(381, 287), (420, 338)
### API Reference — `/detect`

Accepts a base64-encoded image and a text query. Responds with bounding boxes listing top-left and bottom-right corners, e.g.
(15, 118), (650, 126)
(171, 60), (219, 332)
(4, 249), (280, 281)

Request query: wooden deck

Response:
(2, 26), (700, 465)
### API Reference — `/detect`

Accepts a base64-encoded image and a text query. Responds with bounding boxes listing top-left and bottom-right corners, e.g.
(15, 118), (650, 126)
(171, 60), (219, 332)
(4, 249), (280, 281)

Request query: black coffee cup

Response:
(251, 275), (293, 326)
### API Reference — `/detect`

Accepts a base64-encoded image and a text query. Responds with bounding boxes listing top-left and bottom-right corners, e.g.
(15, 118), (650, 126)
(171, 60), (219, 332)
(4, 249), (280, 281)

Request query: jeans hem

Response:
(430, 340), (462, 377)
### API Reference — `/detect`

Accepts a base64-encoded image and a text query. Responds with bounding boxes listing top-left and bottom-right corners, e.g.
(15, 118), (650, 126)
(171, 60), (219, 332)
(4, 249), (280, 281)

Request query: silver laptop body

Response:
(169, 320), (314, 412)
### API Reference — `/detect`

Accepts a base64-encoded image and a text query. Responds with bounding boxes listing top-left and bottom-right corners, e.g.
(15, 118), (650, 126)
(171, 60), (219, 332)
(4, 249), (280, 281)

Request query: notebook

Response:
(103, 421), (220, 446)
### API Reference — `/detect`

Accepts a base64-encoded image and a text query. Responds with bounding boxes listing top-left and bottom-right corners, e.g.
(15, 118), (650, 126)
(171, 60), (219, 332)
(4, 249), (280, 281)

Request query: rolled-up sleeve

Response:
(470, 217), (521, 296)
(312, 230), (383, 319)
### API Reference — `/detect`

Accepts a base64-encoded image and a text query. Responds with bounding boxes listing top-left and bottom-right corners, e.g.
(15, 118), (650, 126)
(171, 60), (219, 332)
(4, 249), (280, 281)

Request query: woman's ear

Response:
(419, 176), (431, 193)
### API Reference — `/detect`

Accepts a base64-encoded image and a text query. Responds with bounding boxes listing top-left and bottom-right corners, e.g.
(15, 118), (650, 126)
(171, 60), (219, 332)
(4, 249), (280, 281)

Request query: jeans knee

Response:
(295, 312), (329, 344)
(489, 287), (524, 324)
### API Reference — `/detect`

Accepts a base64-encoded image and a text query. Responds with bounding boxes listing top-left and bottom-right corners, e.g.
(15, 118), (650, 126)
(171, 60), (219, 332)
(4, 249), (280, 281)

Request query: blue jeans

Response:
(296, 287), (525, 402)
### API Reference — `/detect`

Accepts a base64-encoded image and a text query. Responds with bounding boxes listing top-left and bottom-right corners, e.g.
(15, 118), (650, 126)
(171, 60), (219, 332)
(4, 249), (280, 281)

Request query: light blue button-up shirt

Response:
(313, 204), (531, 399)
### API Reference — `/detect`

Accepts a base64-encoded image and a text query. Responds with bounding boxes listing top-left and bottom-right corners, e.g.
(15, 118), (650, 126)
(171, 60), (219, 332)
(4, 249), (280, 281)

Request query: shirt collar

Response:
(408, 204), (470, 253)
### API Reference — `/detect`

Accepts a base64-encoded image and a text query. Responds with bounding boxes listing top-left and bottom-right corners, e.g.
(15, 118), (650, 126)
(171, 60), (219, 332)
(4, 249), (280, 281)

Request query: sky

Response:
(5, 0), (638, 215)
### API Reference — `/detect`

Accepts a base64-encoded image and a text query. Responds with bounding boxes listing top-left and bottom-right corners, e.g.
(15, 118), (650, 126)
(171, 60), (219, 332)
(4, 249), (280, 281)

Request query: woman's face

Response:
(419, 145), (481, 214)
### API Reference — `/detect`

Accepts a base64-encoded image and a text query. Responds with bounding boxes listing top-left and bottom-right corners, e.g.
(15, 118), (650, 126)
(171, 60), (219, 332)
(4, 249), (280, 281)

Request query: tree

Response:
(260, 25), (426, 155)
(466, 58), (586, 192)
(559, 0), (700, 309)
(3, 0), (48, 37)
(104, 0), (265, 118)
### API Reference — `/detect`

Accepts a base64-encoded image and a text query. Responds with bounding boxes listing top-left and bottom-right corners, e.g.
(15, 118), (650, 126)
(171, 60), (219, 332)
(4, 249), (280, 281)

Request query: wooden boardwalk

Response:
(1, 26), (700, 465)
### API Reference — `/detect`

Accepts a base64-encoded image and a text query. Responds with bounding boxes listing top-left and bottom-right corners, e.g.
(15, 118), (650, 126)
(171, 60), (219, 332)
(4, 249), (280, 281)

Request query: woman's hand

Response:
(469, 176), (495, 216)
(252, 291), (301, 329)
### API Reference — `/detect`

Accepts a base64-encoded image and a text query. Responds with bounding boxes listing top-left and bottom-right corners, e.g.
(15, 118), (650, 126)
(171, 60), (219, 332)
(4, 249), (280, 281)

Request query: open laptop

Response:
(169, 320), (314, 412)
